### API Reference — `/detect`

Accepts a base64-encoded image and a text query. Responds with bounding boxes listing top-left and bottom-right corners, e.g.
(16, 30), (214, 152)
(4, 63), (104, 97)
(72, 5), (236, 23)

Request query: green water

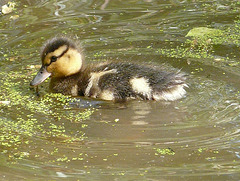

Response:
(0, 0), (240, 180)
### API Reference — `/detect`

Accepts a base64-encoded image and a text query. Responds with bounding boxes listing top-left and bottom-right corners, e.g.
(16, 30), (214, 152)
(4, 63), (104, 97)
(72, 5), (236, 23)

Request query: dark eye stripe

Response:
(58, 46), (69, 58)
(45, 46), (69, 66)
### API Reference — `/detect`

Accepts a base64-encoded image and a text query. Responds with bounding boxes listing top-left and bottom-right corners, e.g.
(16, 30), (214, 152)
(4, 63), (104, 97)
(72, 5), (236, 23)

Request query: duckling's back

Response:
(84, 62), (187, 101)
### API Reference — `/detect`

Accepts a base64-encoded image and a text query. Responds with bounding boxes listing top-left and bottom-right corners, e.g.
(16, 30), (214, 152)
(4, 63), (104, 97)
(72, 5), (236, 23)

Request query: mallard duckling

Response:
(30, 37), (187, 102)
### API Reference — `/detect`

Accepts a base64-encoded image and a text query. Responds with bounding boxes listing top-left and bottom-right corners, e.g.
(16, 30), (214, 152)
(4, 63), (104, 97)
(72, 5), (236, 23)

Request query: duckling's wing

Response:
(91, 62), (187, 101)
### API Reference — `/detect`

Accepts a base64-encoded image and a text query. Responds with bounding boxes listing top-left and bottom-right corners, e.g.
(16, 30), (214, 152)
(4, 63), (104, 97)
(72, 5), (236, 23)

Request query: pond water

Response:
(0, 0), (240, 180)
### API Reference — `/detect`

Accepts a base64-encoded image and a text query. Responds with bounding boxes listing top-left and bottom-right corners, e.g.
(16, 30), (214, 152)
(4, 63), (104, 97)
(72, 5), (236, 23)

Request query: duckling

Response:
(30, 37), (187, 102)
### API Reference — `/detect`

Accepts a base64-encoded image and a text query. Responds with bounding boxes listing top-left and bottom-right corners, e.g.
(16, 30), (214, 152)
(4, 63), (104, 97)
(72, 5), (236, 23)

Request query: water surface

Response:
(0, 0), (240, 180)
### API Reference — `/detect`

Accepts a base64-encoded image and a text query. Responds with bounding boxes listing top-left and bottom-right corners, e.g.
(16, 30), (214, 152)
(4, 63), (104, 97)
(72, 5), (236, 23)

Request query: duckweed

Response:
(154, 148), (175, 156)
(0, 69), (94, 161)
(157, 20), (240, 61)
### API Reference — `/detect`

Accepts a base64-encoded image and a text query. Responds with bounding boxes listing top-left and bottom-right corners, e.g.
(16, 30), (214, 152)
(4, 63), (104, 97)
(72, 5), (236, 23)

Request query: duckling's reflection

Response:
(69, 98), (188, 150)
(131, 101), (151, 125)
(88, 99), (187, 128)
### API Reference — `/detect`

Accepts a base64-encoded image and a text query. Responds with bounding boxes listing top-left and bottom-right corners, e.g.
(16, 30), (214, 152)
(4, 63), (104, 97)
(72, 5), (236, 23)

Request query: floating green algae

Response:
(0, 69), (94, 161)
(186, 27), (223, 38)
(157, 20), (240, 60)
(154, 148), (175, 156)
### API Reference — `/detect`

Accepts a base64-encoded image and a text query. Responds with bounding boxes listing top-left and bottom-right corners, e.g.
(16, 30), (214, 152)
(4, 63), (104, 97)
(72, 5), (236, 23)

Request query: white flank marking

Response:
(130, 77), (152, 99)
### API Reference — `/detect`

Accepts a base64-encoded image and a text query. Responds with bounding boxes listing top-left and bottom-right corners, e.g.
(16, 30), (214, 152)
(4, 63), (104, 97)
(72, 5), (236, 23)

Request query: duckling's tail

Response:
(153, 72), (188, 101)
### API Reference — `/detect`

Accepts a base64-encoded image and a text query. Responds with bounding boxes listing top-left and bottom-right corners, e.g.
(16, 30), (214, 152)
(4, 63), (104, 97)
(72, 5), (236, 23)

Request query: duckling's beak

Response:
(30, 65), (51, 86)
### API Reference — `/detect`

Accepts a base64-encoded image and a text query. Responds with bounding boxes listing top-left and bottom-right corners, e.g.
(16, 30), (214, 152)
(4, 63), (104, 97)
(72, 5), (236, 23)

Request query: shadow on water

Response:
(0, 0), (240, 180)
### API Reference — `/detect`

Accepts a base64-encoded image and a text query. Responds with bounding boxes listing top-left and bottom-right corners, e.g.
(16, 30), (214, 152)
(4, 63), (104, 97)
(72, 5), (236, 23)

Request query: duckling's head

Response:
(30, 37), (84, 86)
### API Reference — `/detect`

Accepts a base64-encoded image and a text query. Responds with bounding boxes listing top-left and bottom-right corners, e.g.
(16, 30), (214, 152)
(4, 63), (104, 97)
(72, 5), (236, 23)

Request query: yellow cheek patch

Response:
(52, 48), (83, 77)
(42, 47), (83, 78)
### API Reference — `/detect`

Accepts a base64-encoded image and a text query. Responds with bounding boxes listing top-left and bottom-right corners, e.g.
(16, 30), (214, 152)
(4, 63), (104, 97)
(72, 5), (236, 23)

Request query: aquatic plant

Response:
(0, 69), (94, 161)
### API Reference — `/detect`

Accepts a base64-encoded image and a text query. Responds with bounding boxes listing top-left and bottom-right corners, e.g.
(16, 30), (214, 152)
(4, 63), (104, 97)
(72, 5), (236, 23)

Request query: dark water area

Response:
(0, 0), (240, 180)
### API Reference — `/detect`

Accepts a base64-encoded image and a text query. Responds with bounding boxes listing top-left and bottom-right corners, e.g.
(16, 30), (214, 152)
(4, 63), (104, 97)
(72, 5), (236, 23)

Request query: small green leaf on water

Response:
(10, 15), (19, 20)
(155, 148), (175, 155)
(186, 27), (222, 37)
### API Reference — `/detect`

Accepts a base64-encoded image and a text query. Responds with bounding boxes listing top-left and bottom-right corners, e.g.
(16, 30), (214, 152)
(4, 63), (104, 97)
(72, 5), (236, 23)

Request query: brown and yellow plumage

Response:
(30, 37), (187, 102)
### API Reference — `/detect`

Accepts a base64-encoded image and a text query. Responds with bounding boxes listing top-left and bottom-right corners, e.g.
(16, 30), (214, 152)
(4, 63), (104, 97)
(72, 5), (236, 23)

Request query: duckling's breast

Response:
(49, 73), (84, 96)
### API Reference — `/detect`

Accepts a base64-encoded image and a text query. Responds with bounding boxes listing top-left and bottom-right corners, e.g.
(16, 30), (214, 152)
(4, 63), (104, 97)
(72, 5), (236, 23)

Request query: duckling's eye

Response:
(50, 56), (58, 63)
